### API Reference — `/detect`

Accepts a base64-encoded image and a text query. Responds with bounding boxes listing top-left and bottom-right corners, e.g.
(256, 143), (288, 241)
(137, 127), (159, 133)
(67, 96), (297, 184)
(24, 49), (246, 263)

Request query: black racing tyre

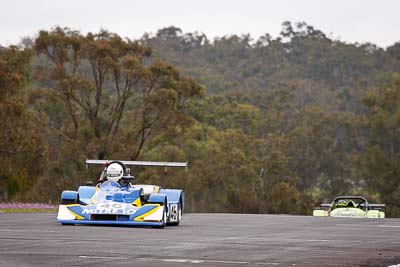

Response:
(161, 203), (167, 228)
(153, 200), (167, 229)
(61, 199), (78, 205)
(167, 199), (182, 226)
(61, 192), (80, 205)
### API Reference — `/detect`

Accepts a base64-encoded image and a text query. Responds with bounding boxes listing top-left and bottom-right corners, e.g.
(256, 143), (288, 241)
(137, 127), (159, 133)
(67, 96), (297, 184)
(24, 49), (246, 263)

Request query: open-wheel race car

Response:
(57, 160), (186, 228)
(313, 196), (385, 218)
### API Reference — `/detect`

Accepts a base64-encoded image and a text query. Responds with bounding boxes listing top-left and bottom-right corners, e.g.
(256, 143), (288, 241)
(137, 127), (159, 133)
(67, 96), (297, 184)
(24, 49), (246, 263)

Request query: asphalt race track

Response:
(0, 213), (400, 266)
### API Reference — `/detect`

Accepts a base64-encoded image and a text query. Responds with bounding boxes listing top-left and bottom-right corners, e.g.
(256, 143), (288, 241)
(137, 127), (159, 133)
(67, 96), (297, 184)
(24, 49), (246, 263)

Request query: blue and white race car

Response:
(57, 160), (186, 228)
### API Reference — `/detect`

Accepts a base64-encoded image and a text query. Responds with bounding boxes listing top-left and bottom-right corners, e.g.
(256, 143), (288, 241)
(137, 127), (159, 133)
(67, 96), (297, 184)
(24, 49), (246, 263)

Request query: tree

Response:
(362, 74), (400, 216)
(34, 27), (203, 160)
(0, 46), (45, 200)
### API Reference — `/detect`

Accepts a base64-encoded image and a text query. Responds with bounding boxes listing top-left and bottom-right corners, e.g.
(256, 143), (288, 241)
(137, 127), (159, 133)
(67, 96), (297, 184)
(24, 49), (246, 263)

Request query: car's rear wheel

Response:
(168, 199), (182, 226)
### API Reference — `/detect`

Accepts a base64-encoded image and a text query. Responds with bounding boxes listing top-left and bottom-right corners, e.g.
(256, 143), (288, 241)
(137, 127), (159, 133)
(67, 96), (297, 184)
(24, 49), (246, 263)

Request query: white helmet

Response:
(106, 163), (124, 182)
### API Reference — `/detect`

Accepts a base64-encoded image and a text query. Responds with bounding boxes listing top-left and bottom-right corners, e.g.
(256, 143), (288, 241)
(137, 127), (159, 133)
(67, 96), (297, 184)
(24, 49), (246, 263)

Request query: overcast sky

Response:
(1, 0), (399, 48)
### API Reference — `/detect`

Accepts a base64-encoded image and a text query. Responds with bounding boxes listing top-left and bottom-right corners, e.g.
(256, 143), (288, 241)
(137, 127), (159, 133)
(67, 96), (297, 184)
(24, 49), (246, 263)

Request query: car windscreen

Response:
(334, 198), (366, 208)
(99, 181), (120, 190)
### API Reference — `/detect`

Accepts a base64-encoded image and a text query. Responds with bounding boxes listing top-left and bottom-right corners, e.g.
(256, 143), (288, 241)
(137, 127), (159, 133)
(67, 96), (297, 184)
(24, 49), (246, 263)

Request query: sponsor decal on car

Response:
(335, 210), (357, 217)
(81, 203), (137, 215)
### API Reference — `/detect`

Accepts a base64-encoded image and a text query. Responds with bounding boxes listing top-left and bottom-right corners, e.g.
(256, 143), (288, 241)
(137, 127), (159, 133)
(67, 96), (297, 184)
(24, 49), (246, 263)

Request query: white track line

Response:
(79, 256), (280, 265)
(161, 259), (280, 265)
(378, 225), (400, 228)
(162, 259), (205, 264)
(226, 237), (364, 244)
(79, 256), (127, 259)
(0, 229), (57, 233)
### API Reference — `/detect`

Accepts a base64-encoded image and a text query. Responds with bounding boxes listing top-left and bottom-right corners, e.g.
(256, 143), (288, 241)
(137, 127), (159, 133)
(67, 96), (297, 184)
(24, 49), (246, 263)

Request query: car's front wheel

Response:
(161, 203), (167, 228)
(153, 200), (167, 229)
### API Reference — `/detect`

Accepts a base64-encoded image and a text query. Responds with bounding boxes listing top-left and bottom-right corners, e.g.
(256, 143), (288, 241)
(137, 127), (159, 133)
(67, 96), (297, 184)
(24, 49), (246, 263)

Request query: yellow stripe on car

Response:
(134, 204), (161, 222)
(90, 186), (100, 204)
(66, 206), (84, 220)
(132, 197), (142, 207)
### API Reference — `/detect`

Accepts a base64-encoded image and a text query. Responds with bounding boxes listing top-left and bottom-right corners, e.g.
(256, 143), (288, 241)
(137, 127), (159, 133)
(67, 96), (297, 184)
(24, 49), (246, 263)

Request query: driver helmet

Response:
(106, 163), (124, 182)
(337, 199), (348, 207)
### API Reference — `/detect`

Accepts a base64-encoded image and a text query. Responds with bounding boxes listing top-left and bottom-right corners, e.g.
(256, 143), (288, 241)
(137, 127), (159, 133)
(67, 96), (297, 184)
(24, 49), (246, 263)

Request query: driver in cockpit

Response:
(106, 163), (124, 183)
(101, 162), (134, 187)
(337, 199), (357, 208)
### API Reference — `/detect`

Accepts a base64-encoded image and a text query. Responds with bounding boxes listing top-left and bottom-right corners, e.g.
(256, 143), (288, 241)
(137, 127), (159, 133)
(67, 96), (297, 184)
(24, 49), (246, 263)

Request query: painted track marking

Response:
(161, 259), (280, 265)
(0, 229), (57, 233)
(79, 256), (127, 259)
(79, 256), (280, 265)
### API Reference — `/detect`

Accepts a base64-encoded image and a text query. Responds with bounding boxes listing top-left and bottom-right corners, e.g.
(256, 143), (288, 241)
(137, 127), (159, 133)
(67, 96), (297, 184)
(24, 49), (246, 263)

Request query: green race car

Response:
(313, 196), (385, 218)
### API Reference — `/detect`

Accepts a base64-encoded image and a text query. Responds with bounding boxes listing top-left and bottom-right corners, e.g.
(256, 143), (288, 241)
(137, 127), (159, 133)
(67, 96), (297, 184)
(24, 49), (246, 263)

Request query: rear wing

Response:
(314, 203), (331, 210)
(86, 159), (188, 171)
(369, 204), (386, 210)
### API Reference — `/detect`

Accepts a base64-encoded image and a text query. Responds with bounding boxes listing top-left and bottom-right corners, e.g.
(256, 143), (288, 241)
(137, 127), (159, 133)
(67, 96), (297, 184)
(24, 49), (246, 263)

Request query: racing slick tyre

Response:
(61, 199), (78, 205)
(154, 200), (167, 229)
(61, 191), (79, 205)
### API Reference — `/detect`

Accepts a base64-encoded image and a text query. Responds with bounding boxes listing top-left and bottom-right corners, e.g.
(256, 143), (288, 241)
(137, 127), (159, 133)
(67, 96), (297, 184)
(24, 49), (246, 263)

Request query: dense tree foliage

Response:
(0, 46), (45, 200)
(142, 22), (400, 215)
(361, 75), (400, 216)
(1, 22), (400, 216)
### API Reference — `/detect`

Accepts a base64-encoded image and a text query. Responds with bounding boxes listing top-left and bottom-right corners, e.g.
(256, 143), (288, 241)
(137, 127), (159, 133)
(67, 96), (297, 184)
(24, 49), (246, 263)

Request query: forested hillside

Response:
(1, 22), (400, 216)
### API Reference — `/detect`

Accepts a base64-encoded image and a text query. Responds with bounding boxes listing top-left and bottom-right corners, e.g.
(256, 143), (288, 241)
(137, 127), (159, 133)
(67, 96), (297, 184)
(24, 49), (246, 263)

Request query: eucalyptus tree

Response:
(34, 27), (203, 160)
